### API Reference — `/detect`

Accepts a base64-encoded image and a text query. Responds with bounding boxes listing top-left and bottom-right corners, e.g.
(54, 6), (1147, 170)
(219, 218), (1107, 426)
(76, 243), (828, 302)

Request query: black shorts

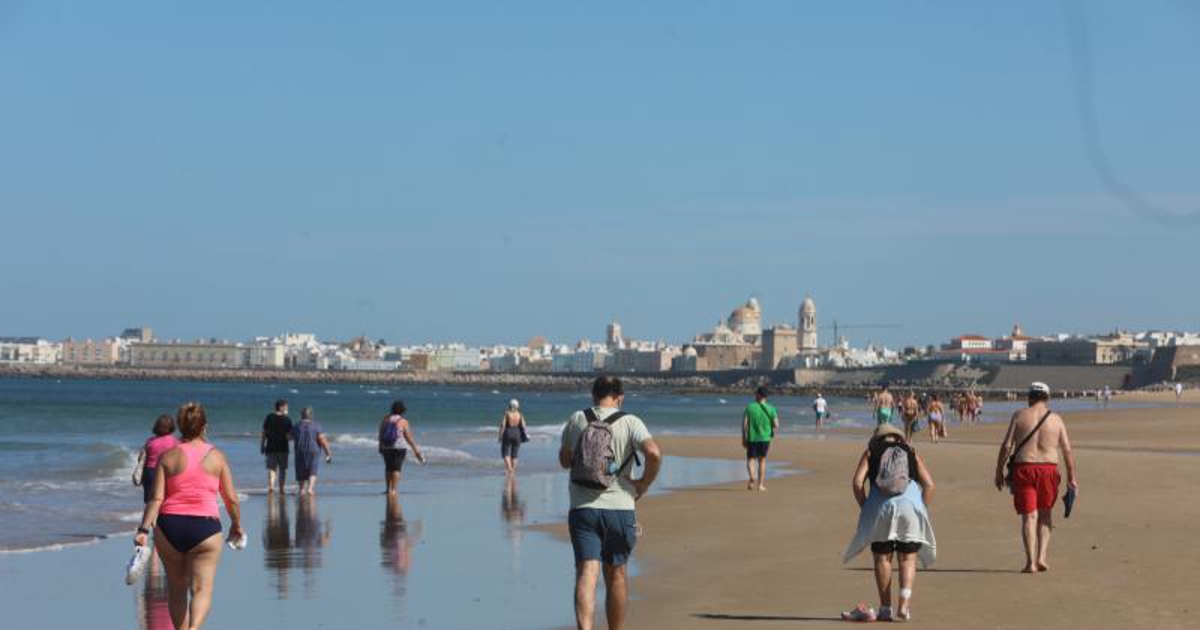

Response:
(142, 466), (156, 504)
(871, 540), (922, 555)
(501, 439), (521, 459)
(746, 441), (770, 459)
(382, 449), (407, 473)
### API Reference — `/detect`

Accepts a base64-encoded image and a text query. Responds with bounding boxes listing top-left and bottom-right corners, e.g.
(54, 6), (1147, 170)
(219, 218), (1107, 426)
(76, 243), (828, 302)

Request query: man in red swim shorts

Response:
(994, 382), (1079, 574)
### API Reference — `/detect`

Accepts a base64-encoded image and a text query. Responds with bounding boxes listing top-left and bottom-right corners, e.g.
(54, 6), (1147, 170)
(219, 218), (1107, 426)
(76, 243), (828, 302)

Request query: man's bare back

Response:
(1004, 405), (1069, 464)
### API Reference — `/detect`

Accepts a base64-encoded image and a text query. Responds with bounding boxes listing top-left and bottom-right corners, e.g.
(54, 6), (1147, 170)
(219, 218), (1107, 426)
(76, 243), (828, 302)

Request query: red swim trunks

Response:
(1011, 463), (1061, 515)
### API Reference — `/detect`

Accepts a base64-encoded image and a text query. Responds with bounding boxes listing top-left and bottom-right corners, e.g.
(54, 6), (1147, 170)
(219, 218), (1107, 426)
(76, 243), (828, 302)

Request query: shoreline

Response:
(603, 406), (1199, 629)
(0, 363), (1158, 400)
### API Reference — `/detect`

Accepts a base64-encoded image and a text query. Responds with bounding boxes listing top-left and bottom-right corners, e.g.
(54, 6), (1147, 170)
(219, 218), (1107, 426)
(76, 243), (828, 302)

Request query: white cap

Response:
(508, 399), (520, 409)
(1030, 382), (1050, 395)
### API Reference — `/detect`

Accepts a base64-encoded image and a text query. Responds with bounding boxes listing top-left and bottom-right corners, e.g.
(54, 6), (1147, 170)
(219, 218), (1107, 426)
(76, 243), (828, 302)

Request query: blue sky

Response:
(1, 1), (1197, 348)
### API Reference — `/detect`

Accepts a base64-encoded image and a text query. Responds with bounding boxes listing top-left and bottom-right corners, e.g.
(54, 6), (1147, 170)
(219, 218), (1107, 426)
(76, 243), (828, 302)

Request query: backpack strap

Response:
(1009, 410), (1052, 465)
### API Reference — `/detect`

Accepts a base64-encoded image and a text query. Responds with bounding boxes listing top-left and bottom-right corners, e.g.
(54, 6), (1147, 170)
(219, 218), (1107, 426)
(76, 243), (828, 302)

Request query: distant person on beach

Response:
(901, 392), (920, 441)
(742, 385), (779, 491)
(926, 394), (947, 443)
(994, 382), (1078, 573)
(378, 400), (426, 494)
(873, 384), (894, 426)
(1176, 382), (1185, 403)
(842, 423), (936, 622)
(293, 407), (332, 495)
(813, 393), (828, 430)
(559, 376), (662, 630)
(134, 402), (243, 630)
(261, 399), (293, 494)
(134, 414), (179, 505)
(498, 398), (528, 475)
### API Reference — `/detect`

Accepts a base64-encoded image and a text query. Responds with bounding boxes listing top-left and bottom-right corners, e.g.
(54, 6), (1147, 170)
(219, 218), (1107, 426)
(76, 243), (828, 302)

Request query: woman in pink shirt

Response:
(135, 415), (179, 505)
(135, 402), (242, 630)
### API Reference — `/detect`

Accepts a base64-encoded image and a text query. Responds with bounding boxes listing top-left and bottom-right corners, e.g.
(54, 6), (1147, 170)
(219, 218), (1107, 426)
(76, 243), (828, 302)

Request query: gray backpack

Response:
(570, 409), (635, 490)
(874, 445), (912, 496)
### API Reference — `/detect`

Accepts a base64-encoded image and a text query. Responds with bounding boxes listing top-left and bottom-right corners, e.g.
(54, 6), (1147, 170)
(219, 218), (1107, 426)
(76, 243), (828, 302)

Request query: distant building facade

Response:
(129, 341), (245, 368)
(761, 326), (797, 370)
(1027, 333), (1149, 365)
(61, 338), (121, 365)
(0, 337), (59, 364)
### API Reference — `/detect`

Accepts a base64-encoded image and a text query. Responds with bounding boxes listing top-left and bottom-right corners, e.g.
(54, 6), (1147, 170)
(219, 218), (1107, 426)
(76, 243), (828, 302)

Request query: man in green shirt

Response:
(742, 385), (779, 491)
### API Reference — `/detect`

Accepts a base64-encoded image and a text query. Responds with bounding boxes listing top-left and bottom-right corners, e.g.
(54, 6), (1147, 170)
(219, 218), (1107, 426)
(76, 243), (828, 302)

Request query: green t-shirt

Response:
(744, 401), (777, 443)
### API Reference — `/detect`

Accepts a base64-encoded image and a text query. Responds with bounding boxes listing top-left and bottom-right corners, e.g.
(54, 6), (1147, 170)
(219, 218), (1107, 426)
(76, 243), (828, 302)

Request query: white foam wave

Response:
(323, 389), (339, 395)
(473, 423), (562, 440)
(0, 537), (105, 555)
(332, 434), (377, 449)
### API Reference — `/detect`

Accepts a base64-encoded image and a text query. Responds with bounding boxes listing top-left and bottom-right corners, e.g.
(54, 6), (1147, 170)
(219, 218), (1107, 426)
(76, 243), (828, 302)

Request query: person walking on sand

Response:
(742, 385), (779, 491)
(901, 391), (920, 442)
(134, 402), (243, 630)
(842, 423), (936, 622)
(994, 382), (1078, 573)
(134, 414), (179, 505)
(378, 400), (426, 495)
(293, 407), (332, 495)
(1176, 382), (1185, 403)
(813, 392), (828, 430)
(498, 398), (528, 475)
(926, 394), (947, 443)
(873, 384), (895, 426)
(559, 376), (662, 630)
(261, 400), (292, 494)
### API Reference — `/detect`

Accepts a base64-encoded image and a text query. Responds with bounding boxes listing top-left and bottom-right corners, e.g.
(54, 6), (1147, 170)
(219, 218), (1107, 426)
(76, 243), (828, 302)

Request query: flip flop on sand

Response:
(840, 603), (876, 622)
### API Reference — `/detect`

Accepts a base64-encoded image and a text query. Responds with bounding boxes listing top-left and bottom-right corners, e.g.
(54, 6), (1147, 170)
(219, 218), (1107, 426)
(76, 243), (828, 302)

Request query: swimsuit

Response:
(157, 441), (222, 553)
(876, 407), (893, 425)
(501, 425), (523, 459)
(1010, 463), (1061, 515)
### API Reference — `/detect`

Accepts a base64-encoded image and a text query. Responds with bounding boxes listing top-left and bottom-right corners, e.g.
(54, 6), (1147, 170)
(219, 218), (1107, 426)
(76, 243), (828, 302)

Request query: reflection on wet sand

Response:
(501, 475), (526, 527)
(380, 493), (422, 597)
(134, 555), (173, 630)
(260, 493), (334, 600)
(263, 494), (292, 598)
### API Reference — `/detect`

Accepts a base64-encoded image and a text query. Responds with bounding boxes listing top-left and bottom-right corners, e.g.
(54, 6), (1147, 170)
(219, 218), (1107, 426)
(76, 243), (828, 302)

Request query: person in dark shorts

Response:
(378, 400), (426, 494)
(742, 385), (779, 491)
(559, 376), (662, 630)
(261, 400), (292, 494)
(498, 398), (528, 475)
(135, 414), (179, 504)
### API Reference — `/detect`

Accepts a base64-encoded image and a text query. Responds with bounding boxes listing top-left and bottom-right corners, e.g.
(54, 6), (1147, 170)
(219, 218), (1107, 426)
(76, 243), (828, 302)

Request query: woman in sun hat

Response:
(841, 423), (937, 622)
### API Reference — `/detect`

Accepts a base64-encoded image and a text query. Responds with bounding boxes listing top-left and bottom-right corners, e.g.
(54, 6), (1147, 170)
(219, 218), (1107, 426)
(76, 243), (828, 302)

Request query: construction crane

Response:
(821, 320), (902, 346)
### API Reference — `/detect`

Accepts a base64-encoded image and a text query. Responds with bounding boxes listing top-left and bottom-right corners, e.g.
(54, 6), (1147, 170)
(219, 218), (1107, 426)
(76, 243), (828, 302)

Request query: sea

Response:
(0, 377), (1156, 553)
(0, 377), (1164, 629)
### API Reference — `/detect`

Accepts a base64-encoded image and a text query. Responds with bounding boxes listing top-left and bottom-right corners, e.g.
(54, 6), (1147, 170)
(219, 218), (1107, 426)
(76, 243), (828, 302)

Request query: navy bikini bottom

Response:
(156, 514), (222, 553)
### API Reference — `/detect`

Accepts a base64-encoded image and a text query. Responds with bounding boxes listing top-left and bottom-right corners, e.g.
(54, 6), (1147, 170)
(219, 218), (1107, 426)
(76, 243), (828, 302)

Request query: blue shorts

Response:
(746, 441), (770, 459)
(568, 508), (637, 567)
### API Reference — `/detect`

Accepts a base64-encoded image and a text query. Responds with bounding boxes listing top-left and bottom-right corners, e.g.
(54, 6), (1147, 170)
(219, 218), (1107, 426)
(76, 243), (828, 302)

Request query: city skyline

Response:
(2, 2), (1198, 347)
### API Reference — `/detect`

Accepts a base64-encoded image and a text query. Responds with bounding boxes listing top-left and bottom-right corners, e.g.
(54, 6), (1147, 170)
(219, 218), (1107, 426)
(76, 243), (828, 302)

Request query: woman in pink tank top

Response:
(134, 414), (179, 505)
(135, 402), (242, 630)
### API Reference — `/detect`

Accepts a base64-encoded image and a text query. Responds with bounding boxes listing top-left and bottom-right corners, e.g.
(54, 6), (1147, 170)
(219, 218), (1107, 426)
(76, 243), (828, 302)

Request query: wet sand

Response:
(593, 406), (1199, 629)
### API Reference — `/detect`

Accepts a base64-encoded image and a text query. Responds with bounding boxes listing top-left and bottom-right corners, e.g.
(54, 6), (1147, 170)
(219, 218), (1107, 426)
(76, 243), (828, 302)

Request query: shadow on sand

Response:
(844, 567), (1023, 574)
(693, 613), (842, 622)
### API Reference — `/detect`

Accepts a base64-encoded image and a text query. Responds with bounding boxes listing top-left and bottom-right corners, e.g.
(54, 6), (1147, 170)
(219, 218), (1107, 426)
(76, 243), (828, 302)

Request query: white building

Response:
(799, 296), (818, 352)
(0, 337), (59, 364)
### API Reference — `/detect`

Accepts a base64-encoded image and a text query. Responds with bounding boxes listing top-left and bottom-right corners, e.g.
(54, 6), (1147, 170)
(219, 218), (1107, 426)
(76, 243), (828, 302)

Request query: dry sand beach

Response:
(555, 406), (1199, 630)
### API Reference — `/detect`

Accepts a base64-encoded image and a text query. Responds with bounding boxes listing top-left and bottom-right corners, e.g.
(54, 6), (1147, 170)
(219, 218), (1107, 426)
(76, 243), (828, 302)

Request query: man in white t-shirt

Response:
(560, 376), (662, 630)
(813, 393), (829, 429)
(1176, 382), (1184, 403)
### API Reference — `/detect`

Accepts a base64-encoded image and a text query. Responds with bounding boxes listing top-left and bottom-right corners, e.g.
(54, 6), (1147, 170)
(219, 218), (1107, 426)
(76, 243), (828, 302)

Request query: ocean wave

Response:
(472, 423), (562, 440)
(0, 537), (106, 555)
(328, 434), (494, 467)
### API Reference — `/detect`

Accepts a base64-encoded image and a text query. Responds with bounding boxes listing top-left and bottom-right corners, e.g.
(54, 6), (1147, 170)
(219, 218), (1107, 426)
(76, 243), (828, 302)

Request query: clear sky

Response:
(2, 1), (1197, 348)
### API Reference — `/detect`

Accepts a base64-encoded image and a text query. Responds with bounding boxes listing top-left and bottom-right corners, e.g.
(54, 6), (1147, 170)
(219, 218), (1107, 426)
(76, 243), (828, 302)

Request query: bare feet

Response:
(1037, 561), (1050, 572)
(757, 484), (767, 492)
(746, 480), (755, 491)
(1021, 564), (1040, 574)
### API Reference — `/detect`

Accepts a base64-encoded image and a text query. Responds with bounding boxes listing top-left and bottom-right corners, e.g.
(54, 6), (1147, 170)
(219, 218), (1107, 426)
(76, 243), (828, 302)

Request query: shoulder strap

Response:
(757, 402), (775, 420)
(582, 408), (598, 423)
(605, 411), (627, 425)
(1010, 410), (1052, 461)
